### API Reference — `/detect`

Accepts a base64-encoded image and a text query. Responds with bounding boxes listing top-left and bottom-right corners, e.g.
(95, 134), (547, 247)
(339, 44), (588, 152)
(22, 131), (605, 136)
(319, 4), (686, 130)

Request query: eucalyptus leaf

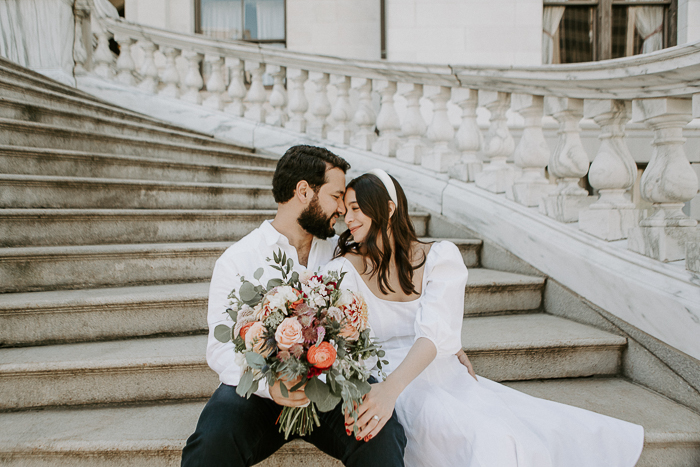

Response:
(245, 351), (266, 369)
(239, 282), (257, 302)
(254, 268), (264, 280)
(247, 379), (259, 398)
(279, 381), (289, 398)
(236, 370), (255, 398)
(305, 377), (341, 412)
(349, 377), (372, 397)
(287, 258), (293, 270)
(290, 271), (299, 285)
(214, 324), (232, 343)
(226, 308), (238, 322)
(267, 278), (284, 289)
(316, 392), (341, 412)
(290, 379), (305, 392)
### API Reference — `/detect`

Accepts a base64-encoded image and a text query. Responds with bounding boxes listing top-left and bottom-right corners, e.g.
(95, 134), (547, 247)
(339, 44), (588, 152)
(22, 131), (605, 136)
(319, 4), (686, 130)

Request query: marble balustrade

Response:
(78, 15), (700, 267)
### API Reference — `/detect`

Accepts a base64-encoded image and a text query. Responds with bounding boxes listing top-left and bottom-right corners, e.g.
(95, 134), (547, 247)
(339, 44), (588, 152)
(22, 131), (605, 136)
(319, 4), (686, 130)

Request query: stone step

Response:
(0, 175), (276, 210)
(0, 58), (105, 101)
(0, 314), (625, 409)
(422, 238), (482, 268)
(1, 378), (696, 467)
(0, 97), (242, 149)
(464, 268), (544, 315)
(463, 313), (626, 381)
(0, 145), (275, 185)
(0, 119), (276, 167)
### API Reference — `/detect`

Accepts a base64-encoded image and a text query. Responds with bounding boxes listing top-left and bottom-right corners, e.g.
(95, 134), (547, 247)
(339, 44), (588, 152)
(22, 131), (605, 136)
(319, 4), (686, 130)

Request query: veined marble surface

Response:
(77, 76), (700, 361)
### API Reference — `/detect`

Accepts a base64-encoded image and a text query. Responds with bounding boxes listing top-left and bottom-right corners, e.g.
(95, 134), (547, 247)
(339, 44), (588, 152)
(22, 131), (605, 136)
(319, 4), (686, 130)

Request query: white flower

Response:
(326, 306), (343, 322)
(335, 289), (354, 308)
(299, 270), (313, 283)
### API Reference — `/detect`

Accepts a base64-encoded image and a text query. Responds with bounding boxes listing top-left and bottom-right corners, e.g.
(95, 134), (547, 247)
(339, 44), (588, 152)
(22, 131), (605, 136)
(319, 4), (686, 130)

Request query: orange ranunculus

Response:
(239, 322), (255, 340)
(307, 342), (337, 370)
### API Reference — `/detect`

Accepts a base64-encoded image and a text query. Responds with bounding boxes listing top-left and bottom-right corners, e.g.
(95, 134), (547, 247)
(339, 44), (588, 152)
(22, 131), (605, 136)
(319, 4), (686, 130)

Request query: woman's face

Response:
(343, 188), (372, 243)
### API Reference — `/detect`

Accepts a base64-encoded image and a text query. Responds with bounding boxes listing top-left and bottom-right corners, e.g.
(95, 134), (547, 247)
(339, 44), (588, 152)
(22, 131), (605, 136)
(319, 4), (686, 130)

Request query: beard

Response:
(298, 196), (337, 239)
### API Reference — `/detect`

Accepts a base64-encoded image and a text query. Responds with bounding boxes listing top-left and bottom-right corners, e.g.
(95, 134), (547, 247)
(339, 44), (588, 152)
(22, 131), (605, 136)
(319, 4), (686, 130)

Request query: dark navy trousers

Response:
(181, 383), (407, 467)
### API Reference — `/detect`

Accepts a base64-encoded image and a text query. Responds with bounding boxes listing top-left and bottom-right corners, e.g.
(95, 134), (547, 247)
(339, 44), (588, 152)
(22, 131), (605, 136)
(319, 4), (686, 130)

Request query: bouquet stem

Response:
(277, 404), (321, 439)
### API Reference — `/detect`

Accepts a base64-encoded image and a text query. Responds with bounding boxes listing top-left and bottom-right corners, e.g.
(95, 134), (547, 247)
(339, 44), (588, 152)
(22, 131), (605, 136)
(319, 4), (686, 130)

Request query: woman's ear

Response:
(388, 200), (396, 219)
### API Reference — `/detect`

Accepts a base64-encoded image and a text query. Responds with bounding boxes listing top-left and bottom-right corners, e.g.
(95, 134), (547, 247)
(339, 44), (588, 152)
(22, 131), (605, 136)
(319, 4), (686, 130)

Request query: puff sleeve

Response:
(414, 241), (469, 357)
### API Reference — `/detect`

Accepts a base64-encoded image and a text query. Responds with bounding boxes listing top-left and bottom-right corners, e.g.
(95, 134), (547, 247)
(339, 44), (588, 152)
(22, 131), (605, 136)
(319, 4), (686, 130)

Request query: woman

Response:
(325, 169), (644, 467)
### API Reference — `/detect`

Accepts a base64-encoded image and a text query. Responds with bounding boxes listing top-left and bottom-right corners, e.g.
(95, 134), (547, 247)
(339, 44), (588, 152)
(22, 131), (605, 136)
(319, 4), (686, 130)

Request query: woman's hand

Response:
(269, 377), (310, 407)
(344, 381), (400, 441)
(456, 349), (478, 381)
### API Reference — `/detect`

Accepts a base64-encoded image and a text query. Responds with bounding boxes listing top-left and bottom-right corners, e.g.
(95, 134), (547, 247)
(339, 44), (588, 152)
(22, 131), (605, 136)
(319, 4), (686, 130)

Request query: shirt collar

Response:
(260, 220), (287, 247)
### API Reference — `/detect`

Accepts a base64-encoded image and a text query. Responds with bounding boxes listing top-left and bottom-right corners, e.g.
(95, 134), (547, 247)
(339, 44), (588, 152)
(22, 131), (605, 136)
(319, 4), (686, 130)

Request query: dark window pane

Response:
(611, 6), (628, 59)
(558, 6), (594, 63)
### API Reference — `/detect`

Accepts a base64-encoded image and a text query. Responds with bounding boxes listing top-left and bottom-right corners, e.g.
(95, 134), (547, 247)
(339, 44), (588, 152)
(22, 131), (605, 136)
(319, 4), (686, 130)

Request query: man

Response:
(181, 145), (407, 466)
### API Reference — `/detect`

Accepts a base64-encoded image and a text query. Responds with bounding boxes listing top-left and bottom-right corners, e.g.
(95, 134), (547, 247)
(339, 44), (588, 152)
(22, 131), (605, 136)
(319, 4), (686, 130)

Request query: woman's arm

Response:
(345, 337), (437, 441)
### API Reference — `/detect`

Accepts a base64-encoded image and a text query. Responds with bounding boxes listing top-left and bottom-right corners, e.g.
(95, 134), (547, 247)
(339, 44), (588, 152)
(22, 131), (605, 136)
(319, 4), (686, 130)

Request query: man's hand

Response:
(269, 377), (310, 407)
(456, 349), (478, 381)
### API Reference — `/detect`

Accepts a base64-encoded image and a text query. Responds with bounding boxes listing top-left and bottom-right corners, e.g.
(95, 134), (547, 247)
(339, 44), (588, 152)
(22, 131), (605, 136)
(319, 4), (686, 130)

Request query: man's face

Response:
(297, 167), (346, 239)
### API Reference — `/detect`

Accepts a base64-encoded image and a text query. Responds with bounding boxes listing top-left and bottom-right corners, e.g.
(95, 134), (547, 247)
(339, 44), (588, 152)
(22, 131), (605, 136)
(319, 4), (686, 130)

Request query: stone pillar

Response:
(474, 91), (515, 193)
(540, 97), (595, 222)
(137, 40), (159, 94)
(508, 94), (553, 206)
(244, 61), (267, 122)
(73, 6), (90, 76)
(579, 99), (642, 241)
(225, 58), (247, 117)
(181, 51), (204, 105)
(114, 35), (136, 86)
(203, 55), (226, 110)
(285, 69), (308, 133)
(688, 94), (700, 273)
(448, 88), (482, 182)
(350, 78), (377, 150)
(307, 72), (331, 139)
(266, 65), (288, 127)
(159, 47), (181, 99)
(396, 83), (428, 165)
(93, 30), (115, 80)
(372, 81), (401, 157)
(627, 98), (699, 262)
(422, 86), (458, 172)
(328, 75), (353, 144)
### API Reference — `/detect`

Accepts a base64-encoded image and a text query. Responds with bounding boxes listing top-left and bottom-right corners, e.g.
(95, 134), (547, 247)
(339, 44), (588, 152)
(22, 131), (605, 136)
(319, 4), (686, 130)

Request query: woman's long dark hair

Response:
(335, 173), (427, 296)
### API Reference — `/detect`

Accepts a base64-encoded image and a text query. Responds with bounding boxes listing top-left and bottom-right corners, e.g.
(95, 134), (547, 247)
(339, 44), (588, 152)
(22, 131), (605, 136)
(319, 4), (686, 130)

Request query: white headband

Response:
(366, 169), (398, 206)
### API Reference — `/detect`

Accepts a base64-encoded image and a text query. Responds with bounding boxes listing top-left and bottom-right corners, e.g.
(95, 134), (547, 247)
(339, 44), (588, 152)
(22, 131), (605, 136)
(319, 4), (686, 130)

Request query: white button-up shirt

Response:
(206, 220), (337, 399)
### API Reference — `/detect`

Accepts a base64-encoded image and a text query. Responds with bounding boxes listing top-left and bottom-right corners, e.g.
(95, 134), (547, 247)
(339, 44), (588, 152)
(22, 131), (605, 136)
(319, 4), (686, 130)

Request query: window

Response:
(195, 0), (286, 45)
(543, 0), (677, 64)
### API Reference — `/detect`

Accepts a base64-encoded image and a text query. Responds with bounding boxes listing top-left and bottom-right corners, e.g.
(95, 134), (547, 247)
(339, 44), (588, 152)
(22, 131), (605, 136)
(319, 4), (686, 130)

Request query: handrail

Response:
(102, 16), (700, 99)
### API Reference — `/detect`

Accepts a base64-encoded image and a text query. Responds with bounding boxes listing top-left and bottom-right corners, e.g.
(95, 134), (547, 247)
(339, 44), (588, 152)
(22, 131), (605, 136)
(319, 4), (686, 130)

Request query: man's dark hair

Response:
(272, 145), (351, 203)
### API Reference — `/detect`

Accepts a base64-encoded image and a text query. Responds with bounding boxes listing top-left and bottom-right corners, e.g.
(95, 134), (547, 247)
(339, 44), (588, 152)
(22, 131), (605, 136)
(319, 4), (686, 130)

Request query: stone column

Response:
(307, 72), (331, 139)
(448, 88), (482, 182)
(137, 40), (159, 94)
(422, 86), (458, 172)
(244, 61), (267, 122)
(350, 78), (377, 150)
(203, 55), (226, 110)
(396, 83), (428, 165)
(328, 75), (353, 144)
(285, 69), (308, 133)
(540, 97), (595, 222)
(159, 47), (181, 99)
(266, 65), (288, 126)
(114, 34), (136, 86)
(181, 51), (204, 105)
(372, 81), (401, 157)
(225, 58), (247, 117)
(688, 94), (700, 273)
(73, 6), (90, 75)
(508, 94), (553, 206)
(93, 30), (115, 80)
(627, 98), (699, 262)
(474, 91), (515, 193)
(579, 100), (642, 240)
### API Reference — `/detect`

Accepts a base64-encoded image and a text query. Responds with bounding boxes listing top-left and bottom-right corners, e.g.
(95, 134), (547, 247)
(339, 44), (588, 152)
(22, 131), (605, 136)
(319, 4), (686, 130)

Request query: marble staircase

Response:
(0, 59), (699, 467)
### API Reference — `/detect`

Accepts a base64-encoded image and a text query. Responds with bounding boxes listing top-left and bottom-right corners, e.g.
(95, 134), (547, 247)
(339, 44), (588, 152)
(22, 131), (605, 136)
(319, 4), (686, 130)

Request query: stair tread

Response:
(467, 268), (545, 288)
(0, 173), (271, 189)
(0, 208), (278, 218)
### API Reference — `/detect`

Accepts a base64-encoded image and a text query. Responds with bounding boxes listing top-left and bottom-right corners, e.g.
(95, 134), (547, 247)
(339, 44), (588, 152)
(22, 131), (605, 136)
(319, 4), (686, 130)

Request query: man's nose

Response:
(337, 199), (346, 216)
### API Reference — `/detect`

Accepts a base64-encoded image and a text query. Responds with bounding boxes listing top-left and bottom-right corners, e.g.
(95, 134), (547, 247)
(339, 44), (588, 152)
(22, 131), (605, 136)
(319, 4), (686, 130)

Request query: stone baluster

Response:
(687, 94), (700, 273)
(422, 86), (458, 172)
(225, 58), (247, 116)
(159, 47), (181, 99)
(396, 83), (428, 165)
(372, 81), (401, 157)
(350, 78), (376, 150)
(474, 91), (515, 192)
(266, 65), (287, 126)
(328, 75), (352, 144)
(137, 40), (159, 94)
(627, 98), (699, 262)
(448, 88), (482, 182)
(244, 61), (267, 122)
(508, 94), (553, 206)
(579, 100), (641, 241)
(540, 97), (595, 222)
(203, 55), (226, 110)
(308, 72), (331, 139)
(181, 51), (204, 104)
(93, 30), (115, 79)
(72, 5), (90, 75)
(285, 69), (309, 133)
(114, 34), (136, 86)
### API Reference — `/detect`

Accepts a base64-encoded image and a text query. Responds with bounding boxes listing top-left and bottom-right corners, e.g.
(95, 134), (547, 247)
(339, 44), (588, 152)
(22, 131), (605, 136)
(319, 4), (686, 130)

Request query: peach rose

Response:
(307, 342), (337, 370)
(244, 322), (267, 354)
(275, 317), (304, 350)
(239, 322), (255, 341)
(339, 322), (360, 341)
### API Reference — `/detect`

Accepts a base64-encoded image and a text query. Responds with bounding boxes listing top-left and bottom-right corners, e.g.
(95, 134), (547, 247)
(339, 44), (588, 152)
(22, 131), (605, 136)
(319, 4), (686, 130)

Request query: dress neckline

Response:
(337, 243), (436, 304)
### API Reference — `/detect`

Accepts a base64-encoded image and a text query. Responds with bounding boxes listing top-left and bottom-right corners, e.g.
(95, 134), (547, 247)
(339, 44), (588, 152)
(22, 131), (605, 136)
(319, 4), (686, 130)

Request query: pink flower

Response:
(339, 322), (360, 341)
(275, 317), (305, 350)
(244, 321), (268, 355)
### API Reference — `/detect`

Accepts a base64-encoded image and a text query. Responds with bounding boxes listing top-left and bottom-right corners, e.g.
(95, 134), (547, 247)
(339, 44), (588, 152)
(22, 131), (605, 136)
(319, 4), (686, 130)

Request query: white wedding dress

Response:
(325, 241), (644, 467)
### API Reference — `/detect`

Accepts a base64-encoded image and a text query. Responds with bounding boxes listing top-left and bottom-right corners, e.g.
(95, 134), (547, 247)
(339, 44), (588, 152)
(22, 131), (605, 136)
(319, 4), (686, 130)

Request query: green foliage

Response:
(214, 324), (232, 343)
(305, 377), (342, 412)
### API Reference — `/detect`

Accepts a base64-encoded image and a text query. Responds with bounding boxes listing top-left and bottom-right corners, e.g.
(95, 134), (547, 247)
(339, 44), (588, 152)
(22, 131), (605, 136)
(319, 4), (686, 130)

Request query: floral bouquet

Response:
(214, 249), (386, 439)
